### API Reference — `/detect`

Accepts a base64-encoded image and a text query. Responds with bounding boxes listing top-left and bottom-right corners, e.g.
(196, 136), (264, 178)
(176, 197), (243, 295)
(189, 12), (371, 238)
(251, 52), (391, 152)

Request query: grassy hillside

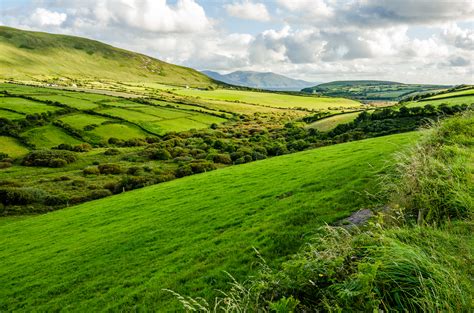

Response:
(302, 80), (448, 101)
(0, 26), (215, 87)
(404, 86), (474, 108)
(0, 132), (419, 311)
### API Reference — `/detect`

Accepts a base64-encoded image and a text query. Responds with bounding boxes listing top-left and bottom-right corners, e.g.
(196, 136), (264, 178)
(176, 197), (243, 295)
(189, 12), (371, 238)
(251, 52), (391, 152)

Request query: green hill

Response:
(0, 131), (419, 311)
(0, 26), (215, 87)
(302, 80), (449, 101)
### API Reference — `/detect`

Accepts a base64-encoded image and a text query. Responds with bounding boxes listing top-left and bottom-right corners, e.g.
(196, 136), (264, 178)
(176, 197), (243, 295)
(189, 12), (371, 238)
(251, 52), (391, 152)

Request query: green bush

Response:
(104, 148), (121, 155)
(83, 166), (100, 175)
(98, 163), (123, 175)
(0, 187), (47, 205)
(22, 150), (77, 168)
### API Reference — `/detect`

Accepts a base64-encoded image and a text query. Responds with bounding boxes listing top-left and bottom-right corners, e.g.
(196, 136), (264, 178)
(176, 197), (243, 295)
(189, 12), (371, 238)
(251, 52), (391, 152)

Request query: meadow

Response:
(307, 112), (361, 131)
(404, 87), (474, 107)
(0, 131), (419, 311)
(172, 88), (363, 111)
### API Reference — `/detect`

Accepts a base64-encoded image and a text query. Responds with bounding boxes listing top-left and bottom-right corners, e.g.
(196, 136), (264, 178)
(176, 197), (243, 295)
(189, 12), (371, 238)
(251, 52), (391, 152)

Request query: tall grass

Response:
(386, 112), (473, 224)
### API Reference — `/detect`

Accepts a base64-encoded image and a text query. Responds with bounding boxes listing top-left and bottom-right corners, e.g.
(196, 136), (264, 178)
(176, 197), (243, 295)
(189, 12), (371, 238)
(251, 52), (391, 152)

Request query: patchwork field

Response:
(0, 97), (61, 114)
(0, 131), (419, 311)
(22, 125), (82, 148)
(405, 87), (474, 108)
(172, 88), (363, 111)
(308, 112), (361, 131)
(0, 136), (29, 158)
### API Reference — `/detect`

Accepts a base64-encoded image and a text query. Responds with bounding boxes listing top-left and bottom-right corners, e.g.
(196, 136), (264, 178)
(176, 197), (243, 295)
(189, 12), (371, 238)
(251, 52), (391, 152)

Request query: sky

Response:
(0, 0), (473, 84)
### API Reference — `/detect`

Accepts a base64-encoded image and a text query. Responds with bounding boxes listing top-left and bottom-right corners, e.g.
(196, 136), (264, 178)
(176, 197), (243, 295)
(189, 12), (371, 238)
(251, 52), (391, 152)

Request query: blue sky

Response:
(1, 0), (473, 84)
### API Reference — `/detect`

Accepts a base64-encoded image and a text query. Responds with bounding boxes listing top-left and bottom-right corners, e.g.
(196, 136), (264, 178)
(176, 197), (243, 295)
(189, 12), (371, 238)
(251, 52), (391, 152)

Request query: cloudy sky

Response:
(1, 0), (473, 84)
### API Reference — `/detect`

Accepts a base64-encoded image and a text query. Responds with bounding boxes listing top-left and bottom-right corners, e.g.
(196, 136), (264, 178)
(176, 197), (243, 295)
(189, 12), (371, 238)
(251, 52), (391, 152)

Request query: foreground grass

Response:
(188, 113), (472, 312)
(0, 132), (417, 311)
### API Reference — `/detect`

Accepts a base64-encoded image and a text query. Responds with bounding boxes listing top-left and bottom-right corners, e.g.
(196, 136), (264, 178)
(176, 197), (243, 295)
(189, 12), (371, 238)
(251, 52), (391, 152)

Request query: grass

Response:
(0, 131), (418, 311)
(173, 88), (363, 111)
(0, 97), (60, 114)
(0, 136), (29, 157)
(21, 124), (82, 148)
(0, 26), (216, 87)
(59, 113), (113, 130)
(406, 96), (474, 107)
(425, 88), (474, 100)
(32, 94), (99, 110)
(91, 123), (148, 140)
(307, 112), (361, 131)
(0, 108), (24, 119)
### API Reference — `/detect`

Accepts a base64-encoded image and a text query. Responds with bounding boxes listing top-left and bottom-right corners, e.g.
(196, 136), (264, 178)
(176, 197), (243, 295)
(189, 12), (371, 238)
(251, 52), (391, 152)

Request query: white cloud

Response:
(30, 8), (67, 27)
(277, 0), (333, 18)
(225, 1), (270, 22)
(77, 0), (211, 33)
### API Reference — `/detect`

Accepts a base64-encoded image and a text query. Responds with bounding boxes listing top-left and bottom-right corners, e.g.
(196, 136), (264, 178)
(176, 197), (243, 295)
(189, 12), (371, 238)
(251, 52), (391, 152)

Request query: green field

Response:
(173, 88), (363, 111)
(424, 88), (474, 100)
(21, 124), (82, 148)
(59, 113), (113, 130)
(0, 109), (24, 119)
(32, 94), (100, 110)
(406, 95), (474, 108)
(91, 123), (148, 140)
(0, 136), (29, 157)
(308, 112), (361, 131)
(0, 131), (419, 311)
(0, 97), (60, 114)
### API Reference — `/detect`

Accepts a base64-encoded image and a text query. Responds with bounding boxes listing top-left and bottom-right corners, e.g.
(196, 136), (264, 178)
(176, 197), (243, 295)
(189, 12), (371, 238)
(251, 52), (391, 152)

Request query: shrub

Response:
(72, 143), (92, 152)
(148, 148), (172, 160)
(83, 166), (100, 175)
(98, 163), (123, 175)
(0, 162), (12, 169)
(0, 152), (9, 160)
(176, 164), (193, 178)
(212, 153), (232, 164)
(22, 150), (77, 167)
(0, 187), (47, 205)
(104, 148), (121, 155)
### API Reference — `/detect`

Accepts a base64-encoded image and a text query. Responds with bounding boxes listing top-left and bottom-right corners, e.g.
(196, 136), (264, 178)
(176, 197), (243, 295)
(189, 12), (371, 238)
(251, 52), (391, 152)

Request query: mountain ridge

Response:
(202, 70), (317, 91)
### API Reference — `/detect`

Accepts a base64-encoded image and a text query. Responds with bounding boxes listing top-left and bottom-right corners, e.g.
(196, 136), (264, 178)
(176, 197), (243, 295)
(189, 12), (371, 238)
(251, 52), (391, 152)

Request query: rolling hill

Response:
(0, 26), (215, 87)
(202, 70), (317, 91)
(302, 80), (449, 101)
(0, 131), (419, 311)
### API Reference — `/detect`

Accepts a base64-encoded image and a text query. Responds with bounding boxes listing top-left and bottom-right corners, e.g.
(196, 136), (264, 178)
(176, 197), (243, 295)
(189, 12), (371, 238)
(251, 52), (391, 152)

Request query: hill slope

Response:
(202, 70), (316, 91)
(0, 131), (419, 311)
(302, 80), (449, 101)
(0, 26), (215, 87)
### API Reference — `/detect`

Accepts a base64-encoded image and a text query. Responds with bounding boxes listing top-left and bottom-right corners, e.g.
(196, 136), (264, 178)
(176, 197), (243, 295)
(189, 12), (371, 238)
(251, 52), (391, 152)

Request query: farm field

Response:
(172, 88), (363, 111)
(308, 112), (361, 131)
(0, 136), (29, 158)
(424, 87), (474, 100)
(0, 109), (24, 119)
(0, 131), (419, 311)
(405, 88), (474, 108)
(0, 96), (61, 114)
(21, 124), (82, 148)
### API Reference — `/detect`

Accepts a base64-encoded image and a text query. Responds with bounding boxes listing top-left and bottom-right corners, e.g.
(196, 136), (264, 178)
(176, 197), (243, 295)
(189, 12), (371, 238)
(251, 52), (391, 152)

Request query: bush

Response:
(0, 162), (12, 169)
(72, 143), (92, 152)
(83, 166), (100, 175)
(98, 163), (123, 175)
(212, 153), (232, 164)
(104, 148), (121, 155)
(22, 150), (77, 167)
(148, 148), (172, 160)
(0, 152), (9, 160)
(0, 187), (47, 205)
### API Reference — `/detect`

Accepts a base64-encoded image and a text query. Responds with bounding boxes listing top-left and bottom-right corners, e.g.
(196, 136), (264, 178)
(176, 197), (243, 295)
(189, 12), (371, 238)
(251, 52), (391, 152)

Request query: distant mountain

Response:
(0, 26), (216, 87)
(201, 70), (317, 91)
(301, 80), (450, 101)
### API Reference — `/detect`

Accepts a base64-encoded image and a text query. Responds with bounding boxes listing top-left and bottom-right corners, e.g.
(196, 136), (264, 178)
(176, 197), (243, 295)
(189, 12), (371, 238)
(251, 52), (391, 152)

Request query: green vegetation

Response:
(174, 113), (473, 312)
(0, 132), (419, 311)
(22, 124), (82, 148)
(0, 96), (60, 114)
(307, 112), (360, 131)
(0, 136), (29, 157)
(302, 80), (448, 101)
(173, 88), (362, 111)
(0, 26), (216, 87)
(403, 86), (474, 108)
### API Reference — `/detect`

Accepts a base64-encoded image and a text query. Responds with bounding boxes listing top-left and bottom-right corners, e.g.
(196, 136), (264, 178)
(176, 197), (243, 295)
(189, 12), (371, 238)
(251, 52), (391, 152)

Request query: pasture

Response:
(0, 97), (61, 114)
(173, 88), (363, 111)
(308, 112), (361, 131)
(0, 131), (419, 311)
(21, 125), (82, 148)
(0, 136), (29, 157)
